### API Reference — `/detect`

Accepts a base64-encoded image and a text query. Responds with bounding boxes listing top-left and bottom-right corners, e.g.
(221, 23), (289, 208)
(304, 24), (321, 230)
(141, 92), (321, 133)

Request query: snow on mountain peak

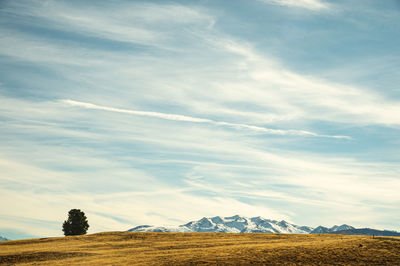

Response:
(210, 216), (224, 224)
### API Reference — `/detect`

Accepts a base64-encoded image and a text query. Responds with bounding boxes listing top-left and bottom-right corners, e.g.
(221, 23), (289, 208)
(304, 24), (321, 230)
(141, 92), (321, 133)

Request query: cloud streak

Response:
(260, 0), (331, 11)
(61, 99), (349, 139)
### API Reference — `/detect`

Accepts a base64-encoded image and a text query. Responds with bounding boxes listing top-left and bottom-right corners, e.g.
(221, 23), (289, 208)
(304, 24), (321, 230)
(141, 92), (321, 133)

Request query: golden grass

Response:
(1, 232), (400, 265)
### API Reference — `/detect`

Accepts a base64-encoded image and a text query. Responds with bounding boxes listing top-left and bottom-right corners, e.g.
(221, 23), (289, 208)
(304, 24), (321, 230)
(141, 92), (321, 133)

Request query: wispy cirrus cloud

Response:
(61, 99), (349, 139)
(1, 0), (214, 47)
(259, 0), (331, 11)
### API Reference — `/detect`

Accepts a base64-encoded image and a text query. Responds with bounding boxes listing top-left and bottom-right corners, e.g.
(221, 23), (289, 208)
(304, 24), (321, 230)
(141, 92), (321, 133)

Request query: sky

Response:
(0, 0), (400, 240)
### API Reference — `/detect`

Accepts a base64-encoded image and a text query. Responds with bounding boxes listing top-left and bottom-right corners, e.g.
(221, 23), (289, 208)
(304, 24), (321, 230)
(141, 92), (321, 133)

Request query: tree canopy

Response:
(62, 209), (89, 236)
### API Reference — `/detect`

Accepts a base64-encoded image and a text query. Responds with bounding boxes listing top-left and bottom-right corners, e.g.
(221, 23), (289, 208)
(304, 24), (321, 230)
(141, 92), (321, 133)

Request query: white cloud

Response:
(61, 99), (349, 138)
(209, 38), (400, 126)
(62, 99), (212, 123)
(260, 0), (331, 11)
(2, 1), (214, 47)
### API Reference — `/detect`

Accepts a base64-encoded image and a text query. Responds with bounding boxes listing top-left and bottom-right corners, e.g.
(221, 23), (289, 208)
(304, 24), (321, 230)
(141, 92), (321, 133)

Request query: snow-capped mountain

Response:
(310, 224), (354, 234)
(0, 236), (9, 241)
(128, 215), (314, 234)
(183, 215), (314, 233)
(127, 216), (400, 236)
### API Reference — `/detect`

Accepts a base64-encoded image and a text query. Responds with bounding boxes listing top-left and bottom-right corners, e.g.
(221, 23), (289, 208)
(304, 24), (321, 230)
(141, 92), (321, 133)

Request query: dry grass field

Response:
(1, 232), (400, 265)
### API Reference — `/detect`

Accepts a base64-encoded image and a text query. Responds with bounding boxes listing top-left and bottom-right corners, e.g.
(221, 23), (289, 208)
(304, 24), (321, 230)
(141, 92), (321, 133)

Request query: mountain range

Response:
(331, 228), (400, 237)
(128, 215), (355, 234)
(128, 215), (400, 237)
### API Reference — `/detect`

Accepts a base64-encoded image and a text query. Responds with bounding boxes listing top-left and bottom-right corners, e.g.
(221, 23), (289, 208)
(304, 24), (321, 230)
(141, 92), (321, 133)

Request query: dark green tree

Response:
(62, 209), (89, 236)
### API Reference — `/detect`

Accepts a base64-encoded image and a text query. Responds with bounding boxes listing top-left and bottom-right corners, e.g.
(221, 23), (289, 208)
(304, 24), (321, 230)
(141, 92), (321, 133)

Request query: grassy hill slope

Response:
(1, 232), (400, 265)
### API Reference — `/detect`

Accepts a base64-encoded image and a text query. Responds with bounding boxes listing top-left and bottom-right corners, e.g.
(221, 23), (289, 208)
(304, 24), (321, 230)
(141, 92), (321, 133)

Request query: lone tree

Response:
(62, 209), (89, 236)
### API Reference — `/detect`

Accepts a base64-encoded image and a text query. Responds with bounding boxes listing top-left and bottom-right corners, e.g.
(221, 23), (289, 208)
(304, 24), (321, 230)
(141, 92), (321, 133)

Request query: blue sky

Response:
(1, 0), (400, 239)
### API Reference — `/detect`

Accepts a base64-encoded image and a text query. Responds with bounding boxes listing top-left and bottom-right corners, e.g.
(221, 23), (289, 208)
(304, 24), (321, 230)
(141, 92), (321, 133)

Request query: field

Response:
(1, 232), (400, 265)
